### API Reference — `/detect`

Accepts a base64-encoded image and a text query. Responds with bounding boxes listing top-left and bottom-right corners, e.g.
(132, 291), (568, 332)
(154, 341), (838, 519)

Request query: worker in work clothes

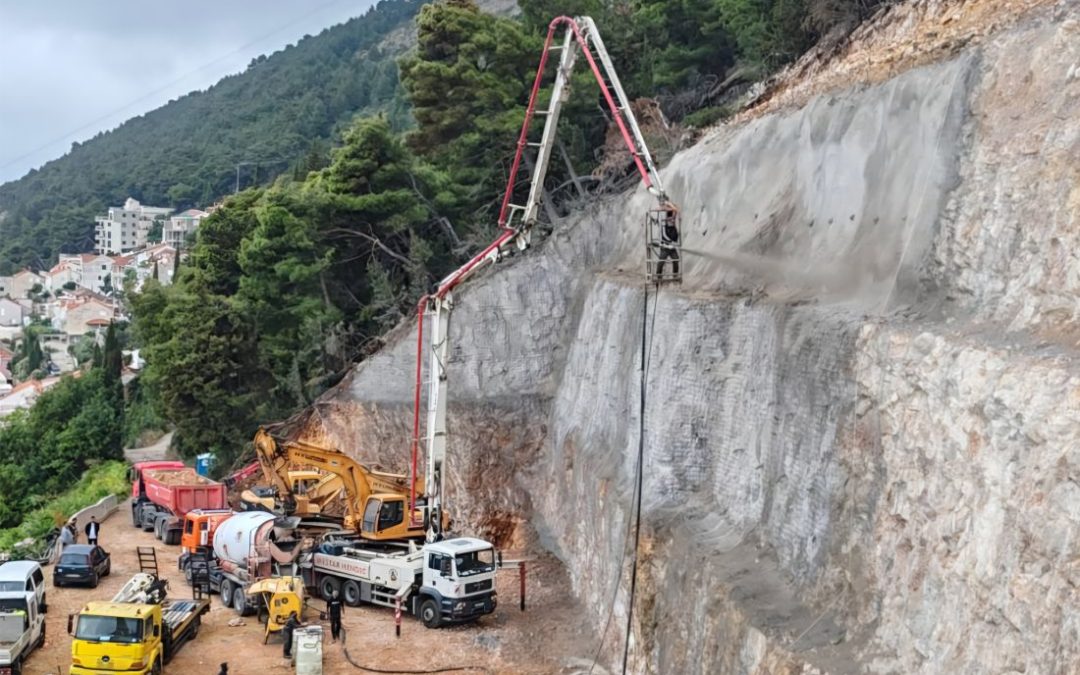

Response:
(84, 516), (101, 546)
(282, 613), (300, 659)
(58, 523), (74, 551)
(68, 517), (79, 544)
(655, 200), (681, 278)
(328, 590), (344, 642)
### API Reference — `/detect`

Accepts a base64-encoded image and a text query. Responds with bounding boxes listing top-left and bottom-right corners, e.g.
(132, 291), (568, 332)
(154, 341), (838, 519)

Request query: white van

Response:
(0, 562), (46, 613)
(0, 589), (46, 675)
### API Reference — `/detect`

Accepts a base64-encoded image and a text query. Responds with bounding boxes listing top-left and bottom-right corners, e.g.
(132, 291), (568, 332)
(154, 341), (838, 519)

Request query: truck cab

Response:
(417, 538), (497, 628)
(0, 590), (45, 675)
(177, 509), (232, 581)
(69, 602), (161, 675)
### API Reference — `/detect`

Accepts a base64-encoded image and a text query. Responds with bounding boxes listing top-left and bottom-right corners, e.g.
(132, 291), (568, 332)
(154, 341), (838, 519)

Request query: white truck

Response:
(0, 590), (45, 675)
(304, 537), (497, 628)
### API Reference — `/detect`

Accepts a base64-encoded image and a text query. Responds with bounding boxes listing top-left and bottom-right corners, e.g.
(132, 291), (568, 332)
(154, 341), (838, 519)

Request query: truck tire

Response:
(11, 658), (21, 675)
(103, 560), (111, 577)
(189, 616), (201, 639)
(164, 529), (181, 546)
(220, 579), (233, 608)
(342, 580), (361, 606)
(131, 505), (140, 527)
(420, 599), (442, 629)
(233, 587), (253, 617)
(151, 656), (162, 675)
(319, 576), (341, 601)
(141, 511), (156, 532)
(154, 519), (164, 541)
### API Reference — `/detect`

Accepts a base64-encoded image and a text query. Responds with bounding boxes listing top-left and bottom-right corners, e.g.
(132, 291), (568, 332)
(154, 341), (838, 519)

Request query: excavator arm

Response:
(251, 427), (429, 540)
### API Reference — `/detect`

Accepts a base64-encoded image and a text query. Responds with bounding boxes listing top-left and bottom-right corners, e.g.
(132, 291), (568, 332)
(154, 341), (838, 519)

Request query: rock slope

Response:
(299, 1), (1080, 672)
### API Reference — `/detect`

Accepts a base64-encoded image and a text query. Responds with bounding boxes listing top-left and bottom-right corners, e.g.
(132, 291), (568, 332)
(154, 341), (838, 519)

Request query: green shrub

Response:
(0, 461), (129, 555)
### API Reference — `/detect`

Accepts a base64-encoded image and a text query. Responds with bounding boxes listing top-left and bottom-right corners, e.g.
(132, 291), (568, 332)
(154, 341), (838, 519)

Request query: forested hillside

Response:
(127, 0), (881, 469)
(0, 0), (424, 274)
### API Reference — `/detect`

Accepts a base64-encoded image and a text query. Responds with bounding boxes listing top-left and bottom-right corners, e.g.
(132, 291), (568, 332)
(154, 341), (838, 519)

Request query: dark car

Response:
(53, 545), (111, 588)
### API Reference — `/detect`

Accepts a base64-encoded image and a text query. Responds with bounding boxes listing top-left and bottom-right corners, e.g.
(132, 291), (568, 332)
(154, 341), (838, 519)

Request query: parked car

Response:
(53, 546), (111, 588)
(0, 560), (47, 612)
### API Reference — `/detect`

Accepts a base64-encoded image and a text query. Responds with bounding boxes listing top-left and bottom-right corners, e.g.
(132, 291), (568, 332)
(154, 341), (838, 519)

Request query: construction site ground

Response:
(25, 504), (594, 675)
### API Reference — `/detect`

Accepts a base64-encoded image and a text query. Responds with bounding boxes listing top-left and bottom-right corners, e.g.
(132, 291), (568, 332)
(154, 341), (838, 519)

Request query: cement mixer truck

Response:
(206, 512), (306, 616)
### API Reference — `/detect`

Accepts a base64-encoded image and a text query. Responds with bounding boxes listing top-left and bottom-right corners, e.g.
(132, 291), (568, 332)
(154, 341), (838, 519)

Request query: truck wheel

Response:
(154, 520), (164, 540)
(131, 506), (140, 527)
(40, 594), (46, 613)
(420, 599), (442, 629)
(104, 560), (111, 577)
(142, 514), (156, 532)
(165, 529), (181, 546)
(11, 658), (21, 675)
(220, 579), (233, 608)
(189, 616), (201, 639)
(233, 587), (252, 617)
(319, 576), (341, 601)
(342, 580), (361, 606)
(151, 657), (162, 675)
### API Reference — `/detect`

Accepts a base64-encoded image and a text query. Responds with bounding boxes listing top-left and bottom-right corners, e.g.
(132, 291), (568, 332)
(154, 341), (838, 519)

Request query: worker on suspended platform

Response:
(655, 200), (681, 280)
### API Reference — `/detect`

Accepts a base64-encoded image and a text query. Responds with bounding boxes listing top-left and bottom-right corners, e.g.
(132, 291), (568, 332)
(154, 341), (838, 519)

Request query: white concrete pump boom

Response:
(409, 15), (674, 542)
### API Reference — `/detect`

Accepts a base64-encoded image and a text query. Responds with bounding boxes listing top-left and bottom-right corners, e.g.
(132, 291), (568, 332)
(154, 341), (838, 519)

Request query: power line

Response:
(0, 0), (352, 173)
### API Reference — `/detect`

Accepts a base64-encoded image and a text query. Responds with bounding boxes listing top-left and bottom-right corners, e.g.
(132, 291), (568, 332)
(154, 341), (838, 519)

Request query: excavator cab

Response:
(645, 205), (682, 284)
(357, 494), (426, 540)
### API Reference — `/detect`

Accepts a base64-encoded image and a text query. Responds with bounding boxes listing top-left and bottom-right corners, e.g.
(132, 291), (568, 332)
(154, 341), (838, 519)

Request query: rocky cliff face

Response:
(300, 1), (1080, 672)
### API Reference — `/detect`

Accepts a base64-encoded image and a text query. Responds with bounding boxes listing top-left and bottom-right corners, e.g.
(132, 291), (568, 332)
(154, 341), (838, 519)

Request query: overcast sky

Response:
(0, 0), (378, 184)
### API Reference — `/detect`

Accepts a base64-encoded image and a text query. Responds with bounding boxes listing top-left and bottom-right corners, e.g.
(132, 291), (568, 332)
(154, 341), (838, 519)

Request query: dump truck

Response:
(0, 588), (46, 675)
(303, 537), (497, 628)
(68, 574), (208, 675)
(129, 461), (227, 545)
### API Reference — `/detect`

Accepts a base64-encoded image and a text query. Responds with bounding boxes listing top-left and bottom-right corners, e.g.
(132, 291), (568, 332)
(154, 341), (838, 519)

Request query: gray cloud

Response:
(0, 0), (378, 183)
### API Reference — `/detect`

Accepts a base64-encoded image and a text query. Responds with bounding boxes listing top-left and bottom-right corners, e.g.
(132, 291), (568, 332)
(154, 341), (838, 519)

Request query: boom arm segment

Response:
(410, 16), (672, 542)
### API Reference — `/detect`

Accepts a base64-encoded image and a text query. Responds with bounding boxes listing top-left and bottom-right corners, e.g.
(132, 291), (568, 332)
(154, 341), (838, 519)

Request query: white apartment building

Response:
(163, 209), (208, 249)
(94, 197), (172, 254)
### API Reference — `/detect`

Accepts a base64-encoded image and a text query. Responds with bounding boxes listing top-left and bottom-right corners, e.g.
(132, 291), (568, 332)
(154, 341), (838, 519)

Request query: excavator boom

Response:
(410, 15), (675, 542)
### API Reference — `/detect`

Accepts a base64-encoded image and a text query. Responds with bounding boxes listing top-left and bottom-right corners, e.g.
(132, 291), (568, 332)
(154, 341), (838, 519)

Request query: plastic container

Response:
(195, 453), (214, 476)
(292, 624), (324, 674)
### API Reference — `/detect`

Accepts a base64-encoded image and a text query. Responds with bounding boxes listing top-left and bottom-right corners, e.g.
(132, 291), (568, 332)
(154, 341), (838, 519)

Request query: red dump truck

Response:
(130, 461), (227, 545)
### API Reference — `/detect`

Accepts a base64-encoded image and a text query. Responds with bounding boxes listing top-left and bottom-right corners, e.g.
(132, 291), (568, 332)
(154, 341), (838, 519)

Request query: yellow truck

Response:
(67, 575), (208, 675)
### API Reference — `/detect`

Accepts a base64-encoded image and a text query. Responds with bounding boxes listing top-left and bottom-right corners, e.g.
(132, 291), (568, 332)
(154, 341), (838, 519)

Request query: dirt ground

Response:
(25, 503), (597, 675)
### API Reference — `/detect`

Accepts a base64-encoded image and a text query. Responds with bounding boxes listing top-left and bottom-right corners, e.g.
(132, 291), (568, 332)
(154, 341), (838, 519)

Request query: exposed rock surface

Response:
(300, 2), (1080, 673)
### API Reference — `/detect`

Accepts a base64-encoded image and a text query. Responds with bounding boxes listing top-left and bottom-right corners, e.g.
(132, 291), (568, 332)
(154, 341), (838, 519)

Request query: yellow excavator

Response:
(246, 428), (436, 541)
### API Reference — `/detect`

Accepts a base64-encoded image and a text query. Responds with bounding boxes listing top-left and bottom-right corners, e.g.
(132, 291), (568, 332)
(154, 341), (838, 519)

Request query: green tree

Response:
(399, 0), (542, 230)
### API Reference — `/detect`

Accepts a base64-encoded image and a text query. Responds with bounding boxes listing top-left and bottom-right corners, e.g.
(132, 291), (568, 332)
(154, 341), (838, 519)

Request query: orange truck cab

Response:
(177, 510), (233, 582)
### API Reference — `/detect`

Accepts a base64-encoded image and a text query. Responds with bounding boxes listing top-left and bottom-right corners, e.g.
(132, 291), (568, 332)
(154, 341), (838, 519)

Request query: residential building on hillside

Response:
(0, 375), (68, 418)
(78, 254), (117, 295)
(163, 209), (208, 249)
(55, 296), (116, 336)
(44, 259), (79, 292)
(0, 269), (44, 299)
(0, 298), (27, 328)
(94, 197), (172, 254)
(0, 346), (13, 394)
